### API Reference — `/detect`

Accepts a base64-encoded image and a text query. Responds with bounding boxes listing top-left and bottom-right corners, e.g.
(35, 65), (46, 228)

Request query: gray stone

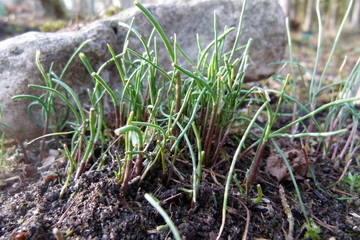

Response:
(0, 21), (120, 139)
(0, 0), (286, 140)
(112, 0), (286, 79)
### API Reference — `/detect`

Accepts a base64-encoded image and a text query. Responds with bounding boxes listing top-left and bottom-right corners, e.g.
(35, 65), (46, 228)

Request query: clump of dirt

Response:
(0, 141), (359, 240)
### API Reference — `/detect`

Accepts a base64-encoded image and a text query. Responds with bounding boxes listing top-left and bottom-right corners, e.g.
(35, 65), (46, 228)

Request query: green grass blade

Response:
(135, 1), (175, 62)
(271, 129), (348, 138)
(51, 79), (87, 123)
(270, 139), (310, 224)
(60, 39), (92, 80)
(91, 72), (119, 106)
(12, 95), (48, 112)
(317, 0), (354, 92)
(114, 125), (144, 148)
(228, 0), (247, 62)
(270, 97), (358, 137)
(217, 100), (269, 240)
(309, 0), (323, 108)
(144, 193), (182, 240)
(28, 84), (82, 124)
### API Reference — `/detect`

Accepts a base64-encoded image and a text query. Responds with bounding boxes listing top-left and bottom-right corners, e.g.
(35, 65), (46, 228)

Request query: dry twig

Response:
(239, 200), (250, 240)
(279, 184), (294, 240)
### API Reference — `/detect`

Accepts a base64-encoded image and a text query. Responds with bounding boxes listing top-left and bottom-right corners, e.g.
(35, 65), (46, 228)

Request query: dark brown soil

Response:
(1, 6), (359, 240)
(0, 138), (359, 240)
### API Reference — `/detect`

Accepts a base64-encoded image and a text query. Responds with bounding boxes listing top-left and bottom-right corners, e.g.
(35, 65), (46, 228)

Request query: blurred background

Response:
(0, 0), (359, 39)
(0, 0), (193, 39)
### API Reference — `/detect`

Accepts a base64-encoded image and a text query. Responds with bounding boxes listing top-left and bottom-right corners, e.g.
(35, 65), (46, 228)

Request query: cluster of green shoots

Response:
(6, 0), (359, 239)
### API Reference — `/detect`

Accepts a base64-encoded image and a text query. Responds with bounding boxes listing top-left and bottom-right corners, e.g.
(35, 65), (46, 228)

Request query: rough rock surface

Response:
(0, 0), (286, 140)
(114, 0), (286, 79)
(0, 21), (121, 139)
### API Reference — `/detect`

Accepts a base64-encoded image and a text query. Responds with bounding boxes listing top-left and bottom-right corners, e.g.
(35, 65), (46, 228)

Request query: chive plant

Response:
(11, 0), (359, 239)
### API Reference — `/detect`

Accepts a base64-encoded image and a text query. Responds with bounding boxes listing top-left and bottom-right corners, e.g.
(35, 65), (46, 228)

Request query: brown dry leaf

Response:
(22, 165), (37, 178)
(265, 148), (308, 182)
(38, 149), (64, 172)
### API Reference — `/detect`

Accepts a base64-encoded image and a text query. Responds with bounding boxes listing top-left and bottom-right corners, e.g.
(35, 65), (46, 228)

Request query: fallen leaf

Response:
(265, 148), (308, 182)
